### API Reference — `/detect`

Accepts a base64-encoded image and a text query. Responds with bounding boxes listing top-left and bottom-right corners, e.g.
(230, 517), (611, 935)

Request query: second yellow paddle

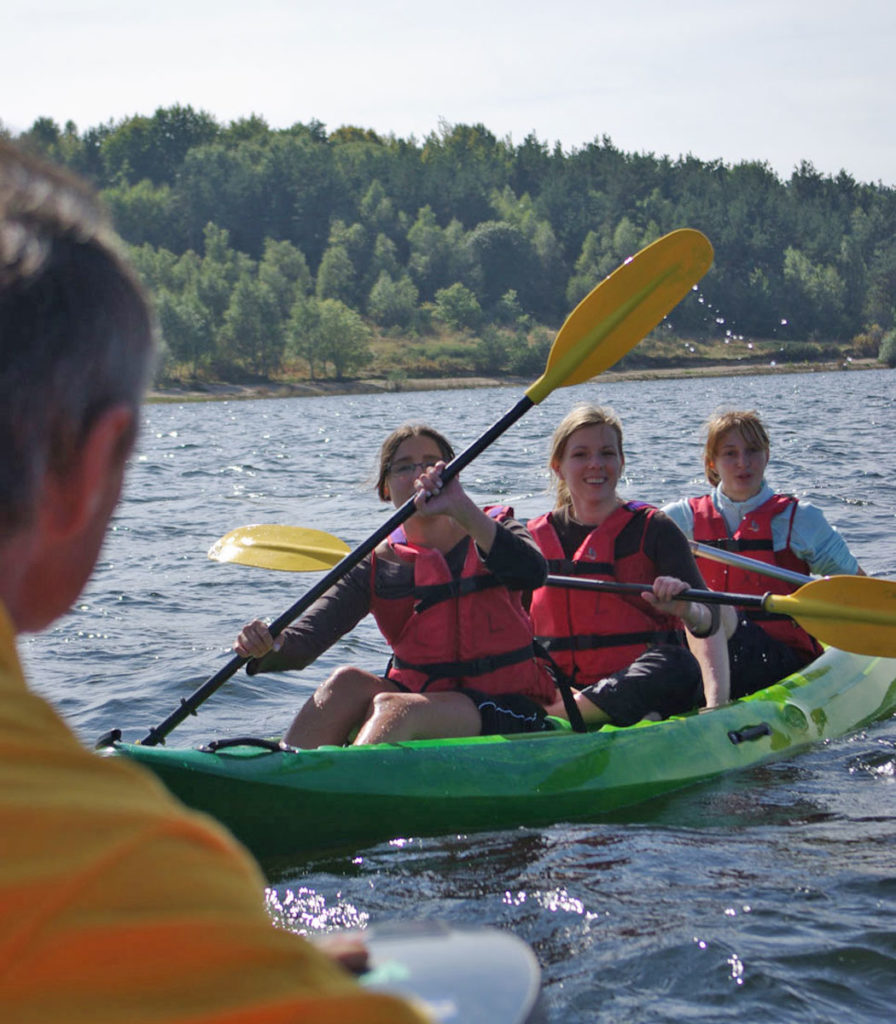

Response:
(209, 525), (896, 658)
(545, 574), (896, 658)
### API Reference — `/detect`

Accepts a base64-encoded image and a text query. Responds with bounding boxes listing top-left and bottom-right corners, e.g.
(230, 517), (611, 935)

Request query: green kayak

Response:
(103, 646), (896, 861)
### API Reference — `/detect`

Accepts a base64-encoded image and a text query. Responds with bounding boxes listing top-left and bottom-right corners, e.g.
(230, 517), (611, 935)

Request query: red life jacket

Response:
(369, 506), (554, 703)
(527, 503), (682, 684)
(689, 492), (822, 661)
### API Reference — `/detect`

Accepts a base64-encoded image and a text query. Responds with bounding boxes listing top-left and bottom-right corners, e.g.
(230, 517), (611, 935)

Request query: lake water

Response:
(21, 368), (896, 1022)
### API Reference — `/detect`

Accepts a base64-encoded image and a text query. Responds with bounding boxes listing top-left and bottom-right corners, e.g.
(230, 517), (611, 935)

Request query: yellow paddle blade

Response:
(208, 525), (349, 572)
(766, 575), (896, 657)
(526, 228), (713, 404)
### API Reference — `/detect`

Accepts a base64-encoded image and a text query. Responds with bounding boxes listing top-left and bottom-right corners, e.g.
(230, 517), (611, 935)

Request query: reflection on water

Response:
(20, 368), (896, 1022)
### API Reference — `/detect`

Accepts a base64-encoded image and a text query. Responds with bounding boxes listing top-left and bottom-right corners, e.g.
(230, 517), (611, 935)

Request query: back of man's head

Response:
(0, 140), (156, 535)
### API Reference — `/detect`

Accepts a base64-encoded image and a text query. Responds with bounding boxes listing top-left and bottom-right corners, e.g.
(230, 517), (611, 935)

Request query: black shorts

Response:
(728, 618), (810, 698)
(578, 644), (703, 727)
(458, 688), (549, 736)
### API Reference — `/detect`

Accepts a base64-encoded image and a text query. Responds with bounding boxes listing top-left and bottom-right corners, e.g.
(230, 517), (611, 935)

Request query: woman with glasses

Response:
(235, 423), (556, 748)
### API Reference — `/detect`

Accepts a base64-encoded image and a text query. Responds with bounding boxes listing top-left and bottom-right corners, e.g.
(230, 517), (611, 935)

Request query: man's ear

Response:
(41, 405), (136, 539)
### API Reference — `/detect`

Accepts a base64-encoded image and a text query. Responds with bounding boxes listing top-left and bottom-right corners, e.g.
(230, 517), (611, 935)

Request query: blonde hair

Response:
(703, 410), (770, 486)
(549, 404), (624, 510)
(375, 423), (455, 501)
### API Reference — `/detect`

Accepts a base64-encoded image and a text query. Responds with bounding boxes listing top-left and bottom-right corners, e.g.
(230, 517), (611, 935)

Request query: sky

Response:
(5, 0), (896, 186)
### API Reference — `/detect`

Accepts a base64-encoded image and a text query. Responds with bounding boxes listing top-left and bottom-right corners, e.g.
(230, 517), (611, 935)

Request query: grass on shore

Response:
(155, 326), (885, 395)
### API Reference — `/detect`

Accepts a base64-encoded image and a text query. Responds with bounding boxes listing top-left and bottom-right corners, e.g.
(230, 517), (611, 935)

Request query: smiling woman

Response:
(662, 408), (867, 699)
(526, 403), (730, 730)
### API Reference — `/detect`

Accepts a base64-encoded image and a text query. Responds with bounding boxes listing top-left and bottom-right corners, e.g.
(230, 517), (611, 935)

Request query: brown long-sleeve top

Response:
(246, 514), (546, 676)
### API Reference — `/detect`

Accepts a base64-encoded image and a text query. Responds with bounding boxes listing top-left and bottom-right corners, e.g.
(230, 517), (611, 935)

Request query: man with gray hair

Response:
(0, 139), (427, 1023)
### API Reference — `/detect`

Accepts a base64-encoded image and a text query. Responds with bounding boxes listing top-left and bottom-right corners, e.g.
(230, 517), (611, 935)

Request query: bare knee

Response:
(318, 665), (384, 699)
(354, 691), (421, 745)
(283, 666), (388, 748)
(368, 691), (407, 714)
(355, 691), (481, 746)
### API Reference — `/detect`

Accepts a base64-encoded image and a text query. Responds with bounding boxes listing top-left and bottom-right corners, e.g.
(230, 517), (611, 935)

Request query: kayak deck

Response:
(104, 647), (896, 861)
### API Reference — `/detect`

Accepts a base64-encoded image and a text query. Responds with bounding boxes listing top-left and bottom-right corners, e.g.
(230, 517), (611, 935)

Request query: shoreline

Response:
(147, 358), (886, 403)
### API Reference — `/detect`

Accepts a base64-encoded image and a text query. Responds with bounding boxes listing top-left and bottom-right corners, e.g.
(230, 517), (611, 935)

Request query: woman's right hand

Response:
(234, 619), (279, 659)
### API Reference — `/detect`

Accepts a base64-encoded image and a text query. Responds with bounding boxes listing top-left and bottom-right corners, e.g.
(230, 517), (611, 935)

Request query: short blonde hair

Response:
(703, 410), (770, 486)
(549, 404), (624, 510)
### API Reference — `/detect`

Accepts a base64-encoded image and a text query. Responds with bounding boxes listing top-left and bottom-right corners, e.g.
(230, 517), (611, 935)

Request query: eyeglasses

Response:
(387, 459), (440, 477)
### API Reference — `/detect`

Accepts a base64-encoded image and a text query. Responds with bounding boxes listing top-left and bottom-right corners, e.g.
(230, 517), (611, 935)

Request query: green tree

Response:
(359, 179), (400, 237)
(319, 299), (372, 378)
(464, 220), (535, 310)
(368, 233), (401, 285)
(506, 326), (552, 375)
(287, 297), (371, 379)
(566, 230), (605, 308)
(368, 272), (418, 328)
(494, 289), (528, 328)
(315, 243), (359, 307)
(155, 288), (215, 374)
(782, 247), (847, 338)
(433, 283), (482, 330)
(258, 238), (312, 319)
(864, 242), (896, 330)
(420, 121), (511, 226)
(287, 297), (323, 380)
(197, 222), (253, 328)
(407, 205), (463, 299)
(473, 326), (508, 374)
(102, 179), (183, 249)
(127, 243), (183, 294)
(220, 274), (283, 374)
(490, 186), (566, 318)
(100, 105), (219, 185)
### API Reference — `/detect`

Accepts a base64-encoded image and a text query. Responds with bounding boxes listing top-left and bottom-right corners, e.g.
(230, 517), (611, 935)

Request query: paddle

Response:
(545, 574), (896, 657)
(206, 523), (586, 732)
(209, 524), (352, 572)
(362, 921), (543, 1023)
(122, 228), (713, 747)
(689, 540), (811, 586)
(208, 524), (350, 572)
(207, 528), (820, 587)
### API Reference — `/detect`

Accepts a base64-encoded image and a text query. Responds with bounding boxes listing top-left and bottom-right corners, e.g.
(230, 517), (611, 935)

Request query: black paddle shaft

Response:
(546, 574), (768, 609)
(133, 395), (536, 746)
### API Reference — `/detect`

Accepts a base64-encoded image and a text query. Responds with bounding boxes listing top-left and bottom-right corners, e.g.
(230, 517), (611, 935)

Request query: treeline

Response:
(8, 105), (896, 379)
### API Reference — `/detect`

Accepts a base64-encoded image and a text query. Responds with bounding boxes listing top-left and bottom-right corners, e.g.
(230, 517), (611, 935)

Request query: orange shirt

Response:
(0, 605), (428, 1024)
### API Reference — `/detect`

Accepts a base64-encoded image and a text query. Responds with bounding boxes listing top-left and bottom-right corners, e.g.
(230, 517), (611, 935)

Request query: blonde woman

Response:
(527, 404), (729, 728)
(663, 409), (865, 695)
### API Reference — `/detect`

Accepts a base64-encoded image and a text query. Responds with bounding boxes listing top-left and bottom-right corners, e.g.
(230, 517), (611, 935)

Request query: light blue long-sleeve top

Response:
(662, 482), (860, 577)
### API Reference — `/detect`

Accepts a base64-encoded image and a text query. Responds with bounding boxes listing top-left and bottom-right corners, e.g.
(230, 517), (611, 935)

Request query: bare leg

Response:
(283, 666), (395, 749)
(353, 691), (482, 745)
(545, 689), (610, 726)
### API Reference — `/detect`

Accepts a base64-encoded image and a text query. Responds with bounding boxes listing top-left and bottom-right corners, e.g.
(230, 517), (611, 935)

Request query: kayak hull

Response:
(105, 647), (896, 861)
